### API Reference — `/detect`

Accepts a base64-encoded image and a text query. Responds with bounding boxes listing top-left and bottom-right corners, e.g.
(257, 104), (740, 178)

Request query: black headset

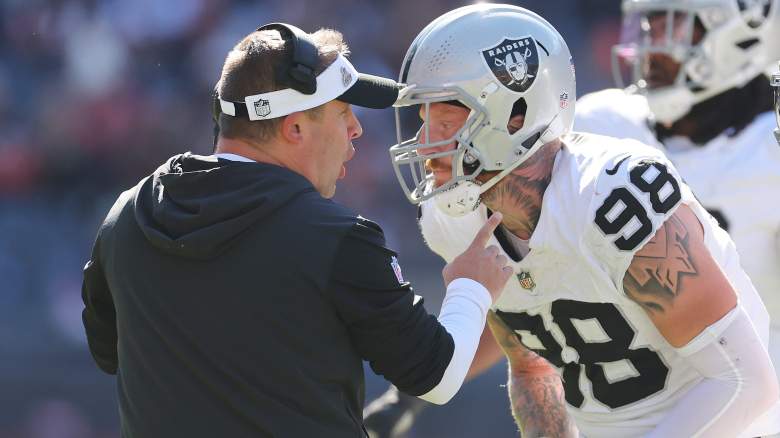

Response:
(211, 23), (320, 146)
(256, 22), (319, 95)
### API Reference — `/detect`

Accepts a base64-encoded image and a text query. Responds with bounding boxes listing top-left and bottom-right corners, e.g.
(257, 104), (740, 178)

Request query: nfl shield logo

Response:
(517, 271), (536, 291)
(254, 99), (271, 118)
(559, 92), (570, 109)
(340, 66), (353, 88)
(481, 36), (539, 93)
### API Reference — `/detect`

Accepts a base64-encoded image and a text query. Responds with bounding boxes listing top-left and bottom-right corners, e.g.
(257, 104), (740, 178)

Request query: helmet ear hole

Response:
(507, 98), (527, 134)
(462, 148), (481, 176)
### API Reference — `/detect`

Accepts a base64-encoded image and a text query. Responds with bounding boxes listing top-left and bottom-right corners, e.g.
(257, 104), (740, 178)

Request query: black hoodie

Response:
(82, 153), (454, 438)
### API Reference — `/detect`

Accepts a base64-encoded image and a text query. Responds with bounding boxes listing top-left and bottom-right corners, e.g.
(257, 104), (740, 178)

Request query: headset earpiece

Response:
(256, 23), (319, 95)
(211, 22), (322, 128)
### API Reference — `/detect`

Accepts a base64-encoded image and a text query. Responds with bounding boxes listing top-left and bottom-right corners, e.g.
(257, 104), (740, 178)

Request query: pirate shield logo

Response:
(482, 36), (539, 93)
(254, 99), (271, 118)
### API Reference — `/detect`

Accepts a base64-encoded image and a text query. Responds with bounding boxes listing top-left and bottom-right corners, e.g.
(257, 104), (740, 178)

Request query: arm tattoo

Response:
(508, 366), (575, 438)
(488, 312), (576, 437)
(624, 214), (698, 313)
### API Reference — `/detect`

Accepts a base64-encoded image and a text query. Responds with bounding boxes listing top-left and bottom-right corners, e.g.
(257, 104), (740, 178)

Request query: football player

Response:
(575, 0), (780, 431)
(370, 3), (779, 437)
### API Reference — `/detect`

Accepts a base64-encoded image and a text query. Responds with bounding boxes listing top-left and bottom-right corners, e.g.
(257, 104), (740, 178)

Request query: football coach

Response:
(81, 23), (513, 438)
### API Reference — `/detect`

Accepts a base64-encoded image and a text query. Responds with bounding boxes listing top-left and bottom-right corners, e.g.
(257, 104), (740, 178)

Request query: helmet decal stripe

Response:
(536, 39), (550, 57)
(401, 42), (420, 84)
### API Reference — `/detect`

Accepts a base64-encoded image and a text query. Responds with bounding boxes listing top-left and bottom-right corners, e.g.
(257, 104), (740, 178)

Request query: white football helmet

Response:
(389, 4), (576, 216)
(613, 0), (780, 125)
(773, 62), (780, 143)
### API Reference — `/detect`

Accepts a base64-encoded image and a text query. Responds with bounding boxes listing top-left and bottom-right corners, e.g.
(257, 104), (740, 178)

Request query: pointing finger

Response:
(469, 212), (503, 250)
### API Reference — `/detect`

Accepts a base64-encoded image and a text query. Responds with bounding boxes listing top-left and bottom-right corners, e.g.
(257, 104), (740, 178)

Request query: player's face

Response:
(307, 100), (362, 198)
(642, 12), (704, 89)
(417, 102), (470, 187)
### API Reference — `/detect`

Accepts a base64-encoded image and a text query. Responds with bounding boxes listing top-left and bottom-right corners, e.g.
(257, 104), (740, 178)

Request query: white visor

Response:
(218, 54), (398, 120)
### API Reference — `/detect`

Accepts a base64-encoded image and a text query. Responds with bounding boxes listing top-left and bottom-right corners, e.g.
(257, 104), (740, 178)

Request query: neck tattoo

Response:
(480, 142), (560, 240)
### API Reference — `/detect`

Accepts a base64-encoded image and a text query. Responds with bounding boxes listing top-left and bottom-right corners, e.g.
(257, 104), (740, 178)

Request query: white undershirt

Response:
(500, 225), (531, 259)
(213, 153), (256, 163)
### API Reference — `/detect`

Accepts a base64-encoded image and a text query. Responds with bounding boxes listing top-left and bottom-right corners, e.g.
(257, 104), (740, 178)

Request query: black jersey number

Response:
(496, 301), (669, 409)
(594, 161), (682, 251)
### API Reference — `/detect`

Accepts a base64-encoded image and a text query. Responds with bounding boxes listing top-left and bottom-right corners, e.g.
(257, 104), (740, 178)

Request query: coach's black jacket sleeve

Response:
(329, 218), (455, 397)
(81, 235), (118, 375)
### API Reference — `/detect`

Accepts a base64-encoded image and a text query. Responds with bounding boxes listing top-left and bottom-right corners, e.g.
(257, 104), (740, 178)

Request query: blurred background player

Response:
(384, 3), (777, 437)
(575, 1), (780, 428)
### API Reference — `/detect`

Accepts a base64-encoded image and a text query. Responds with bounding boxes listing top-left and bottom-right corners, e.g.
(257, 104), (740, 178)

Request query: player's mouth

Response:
(645, 58), (678, 88)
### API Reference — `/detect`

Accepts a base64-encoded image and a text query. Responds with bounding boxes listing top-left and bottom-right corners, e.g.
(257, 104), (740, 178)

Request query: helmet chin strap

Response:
(434, 116), (561, 217)
(434, 151), (531, 217)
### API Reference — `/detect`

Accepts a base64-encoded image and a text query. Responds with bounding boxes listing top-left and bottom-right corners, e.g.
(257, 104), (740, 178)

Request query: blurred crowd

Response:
(0, 0), (622, 436)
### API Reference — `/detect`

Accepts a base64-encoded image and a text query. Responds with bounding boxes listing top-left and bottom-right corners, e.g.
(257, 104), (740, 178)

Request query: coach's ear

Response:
(279, 112), (307, 145)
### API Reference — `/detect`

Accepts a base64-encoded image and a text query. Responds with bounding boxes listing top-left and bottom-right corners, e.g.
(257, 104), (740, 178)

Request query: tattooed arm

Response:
(622, 203), (737, 347)
(486, 312), (578, 438)
(623, 203), (778, 437)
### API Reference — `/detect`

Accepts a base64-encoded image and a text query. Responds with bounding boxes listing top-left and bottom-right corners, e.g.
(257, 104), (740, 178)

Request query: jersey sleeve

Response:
(328, 217), (454, 396)
(585, 147), (687, 286)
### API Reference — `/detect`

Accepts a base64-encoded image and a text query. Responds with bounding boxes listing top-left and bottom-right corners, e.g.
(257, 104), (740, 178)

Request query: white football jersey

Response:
(419, 134), (771, 437)
(575, 88), (780, 322)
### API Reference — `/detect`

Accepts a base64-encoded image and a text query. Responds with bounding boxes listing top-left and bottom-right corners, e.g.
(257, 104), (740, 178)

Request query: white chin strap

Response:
(645, 86), (694, 126)
(435, 157), (528, 217)
(218, 54), (359, 120)
(434, 181), (483, 217)
(434, 118), (563, 218)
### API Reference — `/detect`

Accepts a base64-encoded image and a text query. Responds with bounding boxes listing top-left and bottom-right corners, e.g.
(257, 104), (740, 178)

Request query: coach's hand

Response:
(443, 212), (513, 300)
(363, 385), (429, 438)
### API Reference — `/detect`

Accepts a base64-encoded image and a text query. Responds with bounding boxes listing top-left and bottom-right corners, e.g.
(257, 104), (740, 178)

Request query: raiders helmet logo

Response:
(481, 37), (539, 93)
(254, 99), (271, 118)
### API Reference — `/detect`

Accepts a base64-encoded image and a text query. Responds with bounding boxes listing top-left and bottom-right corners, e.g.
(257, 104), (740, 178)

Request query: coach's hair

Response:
(215, 28), (349, 144)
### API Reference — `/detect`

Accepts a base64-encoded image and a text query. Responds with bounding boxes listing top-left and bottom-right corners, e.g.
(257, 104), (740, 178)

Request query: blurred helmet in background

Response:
(613, 0), (780, 125)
